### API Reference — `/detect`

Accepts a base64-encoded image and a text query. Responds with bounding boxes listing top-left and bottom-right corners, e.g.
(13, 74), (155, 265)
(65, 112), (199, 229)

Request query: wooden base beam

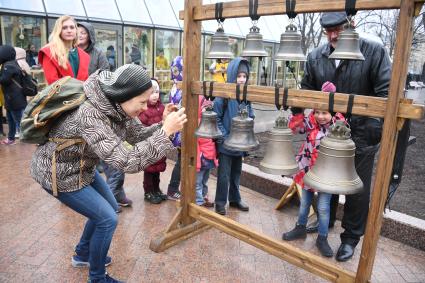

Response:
(275, 182), (314, 217)
(190, 81), (424, 120)
(188, 204), (356, 283)
(149, 208), (211, 253)
(275, 181), (298, 210)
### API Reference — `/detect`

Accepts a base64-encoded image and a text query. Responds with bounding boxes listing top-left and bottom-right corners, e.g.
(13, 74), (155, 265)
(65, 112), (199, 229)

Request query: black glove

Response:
(365, 118), (383, 146)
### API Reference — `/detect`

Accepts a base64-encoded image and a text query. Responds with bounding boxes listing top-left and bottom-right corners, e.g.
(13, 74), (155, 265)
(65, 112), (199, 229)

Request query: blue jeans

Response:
(215, 153), (242, 207)
(57, 171), (119, 281)
(196, 169), (211, 205)
(6, 109), (24, 140)
(102, 161), (127, 202)
(298, 189), (332, 237)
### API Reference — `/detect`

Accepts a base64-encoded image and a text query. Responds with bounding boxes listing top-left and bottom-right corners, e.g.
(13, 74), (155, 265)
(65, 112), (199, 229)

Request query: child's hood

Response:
(226, 57), (250, 83)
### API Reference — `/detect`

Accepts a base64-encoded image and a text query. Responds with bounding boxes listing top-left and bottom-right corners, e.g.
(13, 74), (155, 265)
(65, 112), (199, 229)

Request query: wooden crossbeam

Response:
(179, 0), (425, 21)
(188, 203), (356, 283)
(190, 81), (424, 120)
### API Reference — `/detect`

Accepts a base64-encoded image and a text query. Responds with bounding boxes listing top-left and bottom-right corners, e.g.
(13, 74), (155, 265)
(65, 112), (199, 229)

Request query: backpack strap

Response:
(32, 77), (71, 119)
(49, 137), (86, 196)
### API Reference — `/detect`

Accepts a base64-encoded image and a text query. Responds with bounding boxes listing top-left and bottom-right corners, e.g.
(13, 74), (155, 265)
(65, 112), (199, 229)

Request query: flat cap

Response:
(320, 12), (348, 28)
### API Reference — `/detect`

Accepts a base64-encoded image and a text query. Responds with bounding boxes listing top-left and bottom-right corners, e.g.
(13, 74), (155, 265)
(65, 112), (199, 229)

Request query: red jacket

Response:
(38, 45), (90, 84)
(139, 100), (166, 173)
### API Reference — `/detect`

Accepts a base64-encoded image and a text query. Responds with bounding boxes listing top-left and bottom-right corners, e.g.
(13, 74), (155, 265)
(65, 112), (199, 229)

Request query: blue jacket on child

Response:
(213, 57), (255, 157)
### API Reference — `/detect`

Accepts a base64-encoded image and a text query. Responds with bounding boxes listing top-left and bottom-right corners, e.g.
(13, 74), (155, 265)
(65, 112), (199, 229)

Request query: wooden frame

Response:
(151, 1), (425, 282)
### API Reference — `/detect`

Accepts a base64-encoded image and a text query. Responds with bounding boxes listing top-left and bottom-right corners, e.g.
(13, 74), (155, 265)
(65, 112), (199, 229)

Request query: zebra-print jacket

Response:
(30, 71), (174, 193)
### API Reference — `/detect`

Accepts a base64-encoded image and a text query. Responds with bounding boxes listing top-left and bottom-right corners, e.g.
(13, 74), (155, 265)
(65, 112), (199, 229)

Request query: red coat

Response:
(139, 100), (166, 173)
(38, 45), (90, 84)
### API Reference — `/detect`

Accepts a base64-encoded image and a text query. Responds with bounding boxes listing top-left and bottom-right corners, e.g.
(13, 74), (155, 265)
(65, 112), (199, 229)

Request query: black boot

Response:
(316, 235), (333, 257)
(282, 224), (306, 241)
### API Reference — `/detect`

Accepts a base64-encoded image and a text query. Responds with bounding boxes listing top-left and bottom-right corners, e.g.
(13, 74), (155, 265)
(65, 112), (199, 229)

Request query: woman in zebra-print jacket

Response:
(30, 64), (186, 283)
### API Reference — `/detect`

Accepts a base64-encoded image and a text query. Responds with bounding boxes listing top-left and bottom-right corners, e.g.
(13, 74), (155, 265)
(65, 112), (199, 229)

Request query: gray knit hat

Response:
(98, 64), (152, 103)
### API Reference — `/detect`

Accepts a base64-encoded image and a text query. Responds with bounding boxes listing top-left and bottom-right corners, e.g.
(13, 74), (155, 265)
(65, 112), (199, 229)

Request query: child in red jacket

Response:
(196, 96), (218, 207)
(282, 81), (345, 258)
(138, 79), (167, 204)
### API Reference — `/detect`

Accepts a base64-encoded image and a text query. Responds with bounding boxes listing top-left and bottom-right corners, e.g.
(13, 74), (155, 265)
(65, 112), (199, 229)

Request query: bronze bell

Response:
(259, 115), (298, 175)
(329, 24), (365, 61)
(303, 121), (363, 195)
(241, 25), (268, 58)
(274, 23), (306, 62)
(195, 107), (223, 139)
(224, 109), (259, 152)
(206, 27), (234, 59)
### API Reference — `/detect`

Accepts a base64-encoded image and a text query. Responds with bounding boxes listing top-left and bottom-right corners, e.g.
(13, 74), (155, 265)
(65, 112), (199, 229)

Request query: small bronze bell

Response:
(241, 25), (268, 58)
(206, 27), (234, 59)
(259, 115), (298, 175)
(195, 107), (223, 139)
(274, 23), (306, 62)
(303, 121), (363, 195)
(329, 24), (365, 61)
(224, 109), (259, 152)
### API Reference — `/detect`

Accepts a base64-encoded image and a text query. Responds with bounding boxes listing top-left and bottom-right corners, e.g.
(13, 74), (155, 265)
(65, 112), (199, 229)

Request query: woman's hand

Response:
(163, 103), (178, 121)
(162, 107), (187, 136)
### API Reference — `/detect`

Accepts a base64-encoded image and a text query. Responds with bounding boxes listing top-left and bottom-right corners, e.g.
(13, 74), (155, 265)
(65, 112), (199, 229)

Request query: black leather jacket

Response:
(301, 38), (392, 150)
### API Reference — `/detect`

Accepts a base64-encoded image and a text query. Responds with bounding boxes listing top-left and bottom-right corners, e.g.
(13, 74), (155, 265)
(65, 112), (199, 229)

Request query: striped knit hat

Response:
(98, 64), (152, 103)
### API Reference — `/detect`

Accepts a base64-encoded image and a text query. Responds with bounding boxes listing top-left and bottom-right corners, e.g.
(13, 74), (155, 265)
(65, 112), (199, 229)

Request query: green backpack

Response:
(20, 76), (87, 144)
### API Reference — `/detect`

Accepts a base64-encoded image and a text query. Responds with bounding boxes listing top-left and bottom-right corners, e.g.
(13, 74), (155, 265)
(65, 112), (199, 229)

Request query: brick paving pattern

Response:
(1, 143), (424, 282)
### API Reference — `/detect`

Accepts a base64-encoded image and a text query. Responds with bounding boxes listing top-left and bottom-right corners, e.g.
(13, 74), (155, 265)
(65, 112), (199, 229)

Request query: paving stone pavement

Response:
(0, 143), (424, 283)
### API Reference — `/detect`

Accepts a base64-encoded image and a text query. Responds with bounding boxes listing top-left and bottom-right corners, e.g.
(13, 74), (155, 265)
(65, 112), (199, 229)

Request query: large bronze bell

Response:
(329, 24), (365, 61)
(259, 115), (298, 175)
(274, 23), (306, 62)
(224, 109), (259, 152)
(241, 25), (268, 58)
(303, 121), (363, 195)
(195, 107), (223, 139)
(206, 27), (234, 59)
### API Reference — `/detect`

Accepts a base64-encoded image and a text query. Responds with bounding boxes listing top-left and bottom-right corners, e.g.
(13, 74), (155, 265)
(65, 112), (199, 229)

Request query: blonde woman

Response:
(39, 15), (90, 84)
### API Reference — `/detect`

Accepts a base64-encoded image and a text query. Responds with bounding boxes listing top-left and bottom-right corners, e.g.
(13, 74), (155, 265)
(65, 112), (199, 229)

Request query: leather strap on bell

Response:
(202, 81), (215, 101)
(203, 81), (208, 100)
(286, 0), (297, 19)
(236, 83), (241, 104)
(345, 0), (357, 17)
(345, 94), (355, 122)
(242, 83), (248, 104)
(249, 0), (260, 21)
(282, 87), (289, 111)
(215, 2), (225, 24)
(328, 92), (336, 116)
(209, 81), (215, 101)
(275, 86), (281, 110)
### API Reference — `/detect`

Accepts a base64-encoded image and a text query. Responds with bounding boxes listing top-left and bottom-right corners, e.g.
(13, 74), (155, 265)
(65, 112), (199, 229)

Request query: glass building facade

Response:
(0, 0), (292, 93)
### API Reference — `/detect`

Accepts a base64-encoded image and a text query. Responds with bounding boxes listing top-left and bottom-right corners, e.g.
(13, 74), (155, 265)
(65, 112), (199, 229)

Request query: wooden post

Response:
(355, 0), (417, 282)
(180, 0), (202, 225)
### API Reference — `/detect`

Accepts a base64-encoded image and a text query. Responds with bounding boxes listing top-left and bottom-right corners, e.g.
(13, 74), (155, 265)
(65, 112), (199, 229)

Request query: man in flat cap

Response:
(296, 12), (392, 261)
